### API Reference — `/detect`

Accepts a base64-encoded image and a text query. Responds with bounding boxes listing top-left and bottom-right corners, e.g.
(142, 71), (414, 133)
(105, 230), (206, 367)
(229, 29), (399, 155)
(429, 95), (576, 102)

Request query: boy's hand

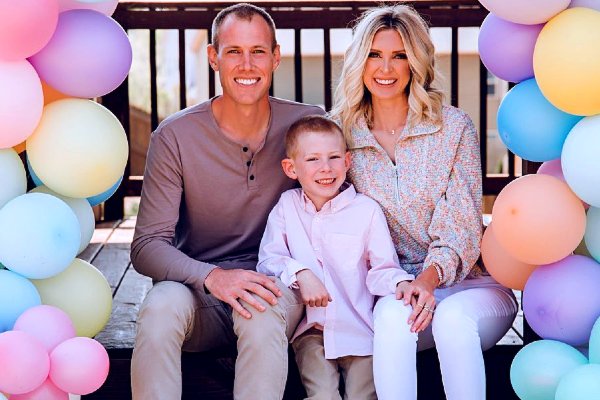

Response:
(296, 269), (332, 307)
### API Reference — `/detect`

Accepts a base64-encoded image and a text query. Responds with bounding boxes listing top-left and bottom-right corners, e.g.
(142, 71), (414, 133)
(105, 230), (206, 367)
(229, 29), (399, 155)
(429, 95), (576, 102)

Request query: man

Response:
(130, 4), (324, 399)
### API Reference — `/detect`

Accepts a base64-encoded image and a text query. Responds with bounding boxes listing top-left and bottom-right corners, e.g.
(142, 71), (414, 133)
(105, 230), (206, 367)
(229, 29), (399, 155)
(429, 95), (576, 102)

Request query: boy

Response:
(257, 115), (413, 399)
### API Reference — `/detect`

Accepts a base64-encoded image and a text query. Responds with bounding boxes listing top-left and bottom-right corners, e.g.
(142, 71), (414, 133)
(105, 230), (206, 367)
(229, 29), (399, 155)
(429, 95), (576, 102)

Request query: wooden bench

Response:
(82, 217), (523, 400)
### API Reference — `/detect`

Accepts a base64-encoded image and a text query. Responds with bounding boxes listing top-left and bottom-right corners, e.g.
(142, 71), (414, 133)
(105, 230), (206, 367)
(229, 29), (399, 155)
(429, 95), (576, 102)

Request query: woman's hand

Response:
(396, 266), (440, 332)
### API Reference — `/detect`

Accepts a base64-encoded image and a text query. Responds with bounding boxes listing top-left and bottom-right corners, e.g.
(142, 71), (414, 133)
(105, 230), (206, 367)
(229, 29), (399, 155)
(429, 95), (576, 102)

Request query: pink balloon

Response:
(0, 0), (59, 61)
(0, 331), (50, 395)
(0, 60), (43, 149)
(57, 0), (119, 16)
(10, 378), (68, 400)
(28, 10), (132, 98)
(13, 305), (76, 353)
(538, 158), (590, 209)
(49, 337), (109, 395)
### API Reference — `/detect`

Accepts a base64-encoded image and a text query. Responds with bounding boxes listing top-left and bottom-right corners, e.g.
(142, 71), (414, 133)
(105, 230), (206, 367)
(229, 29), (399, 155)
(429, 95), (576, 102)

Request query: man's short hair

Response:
(285, 115), (346, 158)
(211, 3), (277, 51)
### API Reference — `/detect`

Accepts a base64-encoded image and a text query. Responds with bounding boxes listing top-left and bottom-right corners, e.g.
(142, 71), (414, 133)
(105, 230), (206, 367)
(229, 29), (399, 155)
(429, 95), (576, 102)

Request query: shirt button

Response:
(249, 175), (255, 180)
(314, 247), (319, 251)
(242, 146), (248, 152)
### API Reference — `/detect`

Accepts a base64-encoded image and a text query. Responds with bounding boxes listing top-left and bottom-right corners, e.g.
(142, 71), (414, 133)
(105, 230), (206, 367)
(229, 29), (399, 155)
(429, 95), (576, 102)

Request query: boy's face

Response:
(282, 131), (350, 211)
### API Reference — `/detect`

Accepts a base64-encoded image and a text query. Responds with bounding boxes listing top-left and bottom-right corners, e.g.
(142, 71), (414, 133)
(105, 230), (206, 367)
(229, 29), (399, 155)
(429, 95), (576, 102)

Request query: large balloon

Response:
(492, 174), (586, 264)
(49, 337), (109, 395)
(26, 99), (129, 199)
(41, 81), (69, 105)
(497, 79), (582, 162)
(0, 0), (59, 61)
(585, 207), (600, 263)
(569, 0), (600, 11)
(87, 175), (123, 207)
(510, 340), (587, 400)
(57, 0), (119, 16)
(562, 115), (600, 208)
(481, 224), (537, 290)
(534, 8), (600, 116)
(0, 331), (50, 395)
(32, 258), (112, 338)
(0, 270), (41, 332)
(478, 14), (542, 83)
(30, 186), (95, 254)
(555, 364), (600, 400)
(13, 305), (76, 353)
(0, 60), (43, 149)
(0, 148), (27, 209)
(524, 255), (600, 346)
(0, 193), (80, 279)
(478, 0), (569, 24)
(29, 9), (132, 98)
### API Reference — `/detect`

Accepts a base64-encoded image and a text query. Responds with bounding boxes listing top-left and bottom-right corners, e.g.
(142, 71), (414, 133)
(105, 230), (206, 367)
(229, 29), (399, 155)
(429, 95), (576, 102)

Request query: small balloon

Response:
(555, 364), (600, 400)
(0, 331), (50, 395)
(0, 270), (41, 332)
(10, 378), (69, 400)
(0, 148), (27, 209)
(13, 305), (76, 353)
(585, 207), (600, 263)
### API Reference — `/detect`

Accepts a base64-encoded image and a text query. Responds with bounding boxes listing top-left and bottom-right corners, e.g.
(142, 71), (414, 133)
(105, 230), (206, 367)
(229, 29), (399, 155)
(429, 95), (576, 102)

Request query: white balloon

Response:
(0, 149), (26, 209)
(562, 115), (600, 208)
(30, 186), (95, 255)
(479, 0), (570, 24)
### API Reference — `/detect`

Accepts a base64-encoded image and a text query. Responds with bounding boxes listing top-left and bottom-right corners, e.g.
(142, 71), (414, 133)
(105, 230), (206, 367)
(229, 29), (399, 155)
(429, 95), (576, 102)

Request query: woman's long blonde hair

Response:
(330, 5), (445, 144)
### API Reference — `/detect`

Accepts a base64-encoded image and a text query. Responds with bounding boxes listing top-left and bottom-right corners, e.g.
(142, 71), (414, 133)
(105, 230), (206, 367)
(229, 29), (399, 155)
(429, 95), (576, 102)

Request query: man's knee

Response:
(137, 281), (196, 341)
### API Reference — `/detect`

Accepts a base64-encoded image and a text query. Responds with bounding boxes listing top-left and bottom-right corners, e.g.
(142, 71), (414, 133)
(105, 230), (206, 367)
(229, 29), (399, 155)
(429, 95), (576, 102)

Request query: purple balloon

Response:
(478, 13), (543, 83)
(524, 255), (600, 346)
(29, 10), (132, 98)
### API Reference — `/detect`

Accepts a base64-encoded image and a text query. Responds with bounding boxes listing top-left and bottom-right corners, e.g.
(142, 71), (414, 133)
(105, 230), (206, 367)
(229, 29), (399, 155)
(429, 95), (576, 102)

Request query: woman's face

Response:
(362, 29), (411, 103)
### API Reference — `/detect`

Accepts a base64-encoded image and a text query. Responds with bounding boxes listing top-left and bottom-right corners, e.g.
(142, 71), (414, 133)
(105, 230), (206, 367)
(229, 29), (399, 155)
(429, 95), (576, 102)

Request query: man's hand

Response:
(204, 268), (282, 319)
(296, 269), (331, 307)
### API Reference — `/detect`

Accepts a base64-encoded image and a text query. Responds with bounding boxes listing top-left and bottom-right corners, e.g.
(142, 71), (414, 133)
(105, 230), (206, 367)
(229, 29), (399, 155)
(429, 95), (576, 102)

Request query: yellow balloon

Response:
(26, 99), (128, 198)
(31, 258), (112, 338)
(534, 8), (600, 116)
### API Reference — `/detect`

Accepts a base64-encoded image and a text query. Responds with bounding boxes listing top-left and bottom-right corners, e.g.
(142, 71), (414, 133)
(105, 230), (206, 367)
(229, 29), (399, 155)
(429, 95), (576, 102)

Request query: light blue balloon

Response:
(0, 193), (80, 279)
(555, 364), (600, 400)
(497, 79), (583, 162)
(87, 175), (123, 206)
(26, 155), (43, 187)
(510, 340), (587, 400)
(585, 207), (600, 264)
(562, 115), (600, 208)
(0, 270), (41, 332)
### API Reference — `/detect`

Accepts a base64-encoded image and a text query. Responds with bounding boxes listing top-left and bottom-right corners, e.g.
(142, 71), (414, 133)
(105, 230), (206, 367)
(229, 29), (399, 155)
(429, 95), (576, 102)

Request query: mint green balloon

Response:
(585, 207), (600, 263)
(589, 317), (600, 364)
(555, 364), (600, 400)
(511, 340), (587, 400)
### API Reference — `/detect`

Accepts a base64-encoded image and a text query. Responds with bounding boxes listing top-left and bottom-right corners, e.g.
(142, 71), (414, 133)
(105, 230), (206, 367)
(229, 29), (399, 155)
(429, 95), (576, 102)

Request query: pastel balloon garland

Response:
(0, 0), (129, 397)
(478, 1), (600, 398)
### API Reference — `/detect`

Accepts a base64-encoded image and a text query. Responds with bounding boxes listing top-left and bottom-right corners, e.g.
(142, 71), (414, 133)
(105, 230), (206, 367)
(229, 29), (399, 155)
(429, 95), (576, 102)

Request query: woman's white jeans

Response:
(373, 275), (518, 400)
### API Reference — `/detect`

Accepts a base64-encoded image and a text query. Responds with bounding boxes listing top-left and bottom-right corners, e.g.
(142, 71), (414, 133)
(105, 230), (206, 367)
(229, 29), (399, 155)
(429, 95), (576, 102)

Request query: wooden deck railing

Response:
(102, 0), (522, 219)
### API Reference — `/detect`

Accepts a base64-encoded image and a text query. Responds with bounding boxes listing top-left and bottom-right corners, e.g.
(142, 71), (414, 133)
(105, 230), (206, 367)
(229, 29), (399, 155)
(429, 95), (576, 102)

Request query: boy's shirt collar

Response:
(300, 182), (356, 214)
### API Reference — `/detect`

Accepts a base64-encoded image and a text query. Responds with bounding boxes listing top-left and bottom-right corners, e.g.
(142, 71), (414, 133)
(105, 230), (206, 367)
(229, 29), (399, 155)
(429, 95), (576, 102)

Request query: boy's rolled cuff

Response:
(281, 260), (309, 288)
(389, 272), (415, 294)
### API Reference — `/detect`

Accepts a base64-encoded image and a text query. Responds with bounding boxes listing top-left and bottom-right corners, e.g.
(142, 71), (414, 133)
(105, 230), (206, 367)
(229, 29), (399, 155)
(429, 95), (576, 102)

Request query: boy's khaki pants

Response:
(131, 279), (304, 400)
(292, 328), (377, 400)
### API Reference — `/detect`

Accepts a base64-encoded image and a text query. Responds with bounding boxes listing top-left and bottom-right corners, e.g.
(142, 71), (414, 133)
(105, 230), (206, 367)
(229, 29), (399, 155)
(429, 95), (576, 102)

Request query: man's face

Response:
(208, 15), (280, 106)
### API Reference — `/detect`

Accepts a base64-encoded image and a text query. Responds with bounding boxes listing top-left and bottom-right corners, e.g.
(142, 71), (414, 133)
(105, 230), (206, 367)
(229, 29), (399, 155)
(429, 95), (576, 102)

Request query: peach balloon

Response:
(492, 174), (586, 264)
(481, 224), (538, 290)
(41, 81), (68, 105)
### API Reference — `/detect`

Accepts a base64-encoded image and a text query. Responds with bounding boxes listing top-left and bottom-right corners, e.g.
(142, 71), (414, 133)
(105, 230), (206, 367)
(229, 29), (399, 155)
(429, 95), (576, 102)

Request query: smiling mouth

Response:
(374, 78), (397, 85)
(235, 78), (259, 86)
(316, 178), (335, 185)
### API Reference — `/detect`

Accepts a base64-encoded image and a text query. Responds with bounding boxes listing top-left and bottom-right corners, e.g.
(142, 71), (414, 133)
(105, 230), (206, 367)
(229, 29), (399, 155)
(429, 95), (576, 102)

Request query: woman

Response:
(330, 5), (518, 400)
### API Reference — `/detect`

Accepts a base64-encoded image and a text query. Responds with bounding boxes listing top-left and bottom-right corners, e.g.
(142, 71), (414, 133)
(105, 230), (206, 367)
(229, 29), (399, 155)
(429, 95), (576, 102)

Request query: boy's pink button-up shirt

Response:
(257, 184), (413, 359)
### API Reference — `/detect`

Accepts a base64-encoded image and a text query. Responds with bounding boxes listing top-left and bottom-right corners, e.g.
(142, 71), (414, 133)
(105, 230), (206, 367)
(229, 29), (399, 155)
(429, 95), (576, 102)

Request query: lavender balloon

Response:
(29, 10), (132, 98)
(524, 255), (600, 346)
(479, 14), (543, 83)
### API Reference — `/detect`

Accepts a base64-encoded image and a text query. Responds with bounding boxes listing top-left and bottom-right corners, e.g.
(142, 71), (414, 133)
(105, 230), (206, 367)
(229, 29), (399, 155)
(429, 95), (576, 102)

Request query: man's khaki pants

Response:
(131, 279), (304, 400)
(292, 329), (377, 400)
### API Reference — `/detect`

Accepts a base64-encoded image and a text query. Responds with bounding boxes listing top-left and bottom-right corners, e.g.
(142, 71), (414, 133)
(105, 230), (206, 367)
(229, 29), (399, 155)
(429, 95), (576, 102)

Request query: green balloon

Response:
(511, 340), (587, 400)
(555, 364), (600, 400)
